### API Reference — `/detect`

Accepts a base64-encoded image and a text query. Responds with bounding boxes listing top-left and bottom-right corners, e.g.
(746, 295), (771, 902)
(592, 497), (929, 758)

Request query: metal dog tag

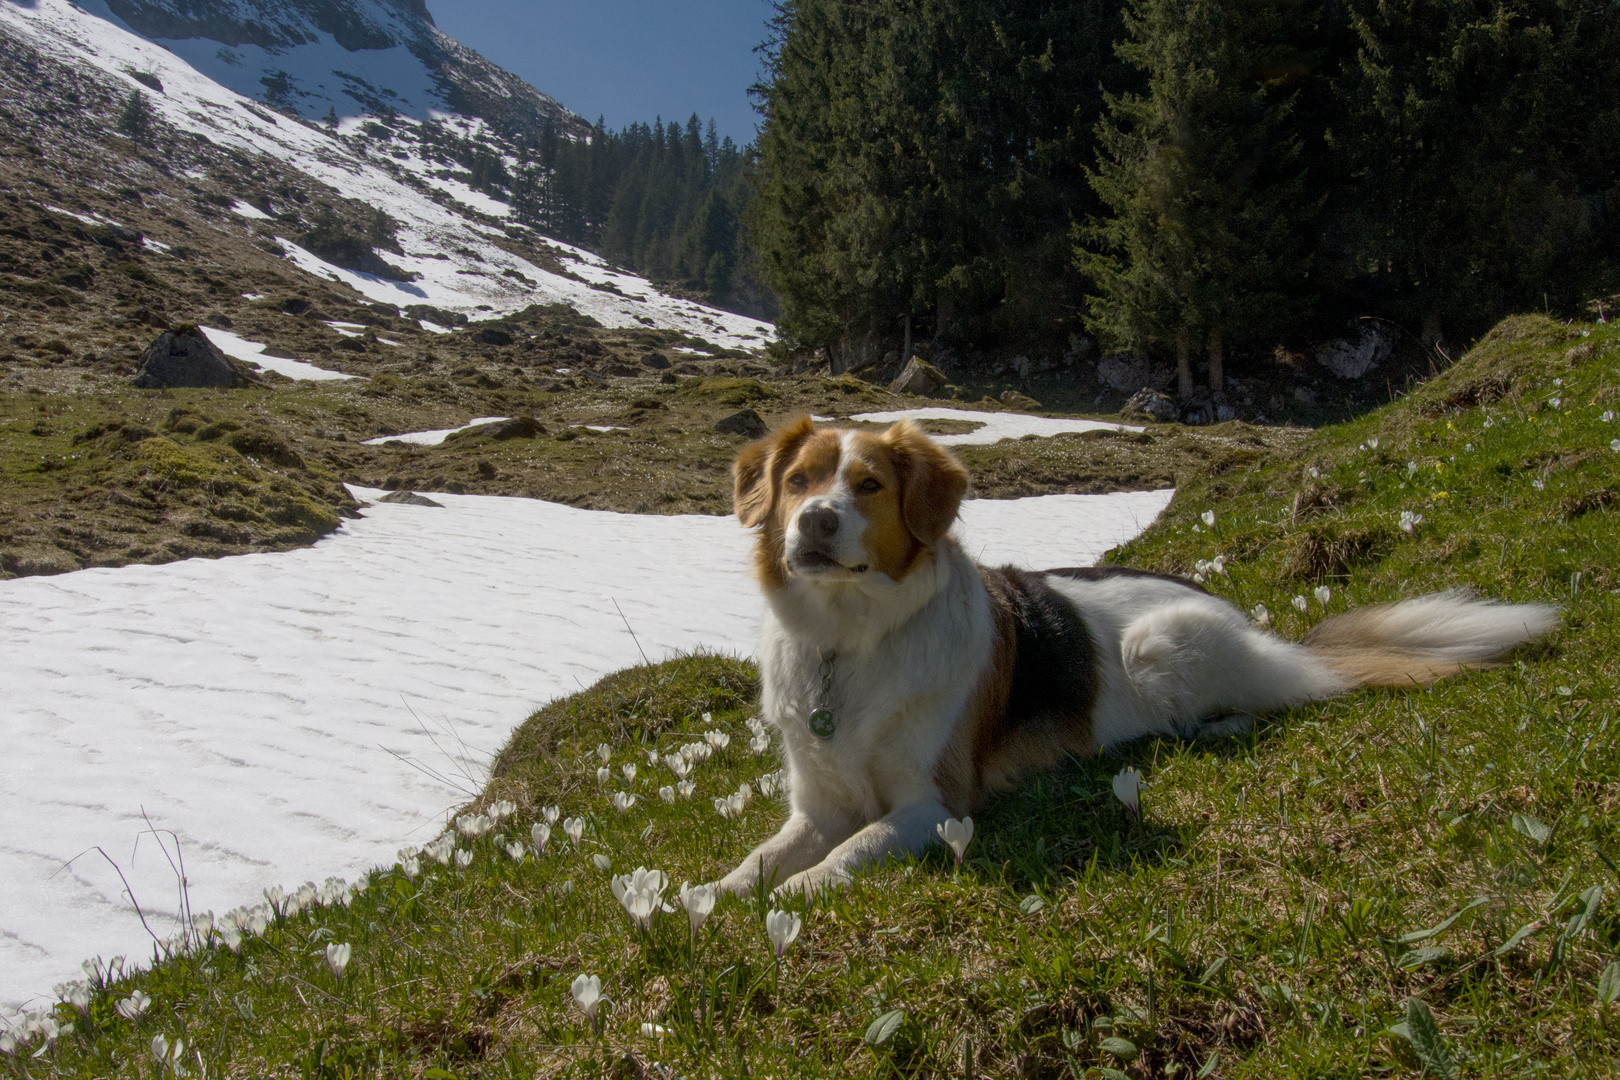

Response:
(807, 708), (836, 739)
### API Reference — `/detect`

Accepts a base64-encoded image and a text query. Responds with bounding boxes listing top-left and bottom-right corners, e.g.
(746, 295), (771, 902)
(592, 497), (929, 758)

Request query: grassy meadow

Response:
(4, 315), (1619, 1078)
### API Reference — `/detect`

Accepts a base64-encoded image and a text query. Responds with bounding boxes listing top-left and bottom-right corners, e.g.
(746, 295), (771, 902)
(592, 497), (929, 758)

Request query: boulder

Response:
(473, 326), (514, 347)
(131, 327), (259, 389)
(999, 389), (1042, 411)
(378, 490), (444, 507)
(640, 351), (671, 370)
(1120, 388), (1178, 423)
(1315, 325), (1393, 380)
(714, 408), (767, 438)
(446, 416), (547, 442)
(889, 357), (945, 397)
(1097, 352), (1170, 394)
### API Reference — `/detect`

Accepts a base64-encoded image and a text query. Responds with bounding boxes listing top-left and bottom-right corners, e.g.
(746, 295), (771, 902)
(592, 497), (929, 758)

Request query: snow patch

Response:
(199, 326), (358, 382)
(845, 407), (1142, 446)
(362, 417), (510, 447)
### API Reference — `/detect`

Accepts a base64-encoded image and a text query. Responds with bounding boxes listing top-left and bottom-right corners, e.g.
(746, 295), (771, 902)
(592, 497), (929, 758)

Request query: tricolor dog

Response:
(718, 416), (1558, 897)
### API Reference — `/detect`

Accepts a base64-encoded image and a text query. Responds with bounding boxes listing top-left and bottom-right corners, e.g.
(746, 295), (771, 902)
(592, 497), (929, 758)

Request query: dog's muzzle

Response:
(789, 506), (868, 575)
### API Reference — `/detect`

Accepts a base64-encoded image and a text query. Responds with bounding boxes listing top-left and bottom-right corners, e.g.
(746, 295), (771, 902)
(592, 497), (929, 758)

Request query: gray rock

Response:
(446, 416), (546, 442)
(1097, 352), (1170, 394)
(714, 408), (767, 438)
(131, 327), (259, 389)
(378, 490), (444, 507)
(1315, 325), (1394, 379)
(889, 357), (945, 396)
(1120, 388), (1178, 423)
(640, 351), (671, 370)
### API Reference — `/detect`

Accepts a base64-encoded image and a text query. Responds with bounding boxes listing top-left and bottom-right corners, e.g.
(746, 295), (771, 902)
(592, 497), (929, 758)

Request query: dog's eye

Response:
(856, 477), (882, 495)
(787, 472), (808, 490)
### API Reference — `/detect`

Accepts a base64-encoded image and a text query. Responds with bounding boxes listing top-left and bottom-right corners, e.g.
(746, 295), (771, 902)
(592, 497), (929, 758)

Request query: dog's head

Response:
(732, 416), (969, 589)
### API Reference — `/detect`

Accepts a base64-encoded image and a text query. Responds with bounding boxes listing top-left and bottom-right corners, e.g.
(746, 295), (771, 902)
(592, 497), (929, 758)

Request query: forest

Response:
(748, 0), (1620, 391)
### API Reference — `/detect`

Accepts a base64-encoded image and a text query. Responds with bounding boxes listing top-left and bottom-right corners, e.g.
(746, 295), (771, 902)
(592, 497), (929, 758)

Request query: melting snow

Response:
(0, 485), (1174, 1016)
(847, 407), (1142, 446)
(199, 326), (358, 382)
(362, 418), (511, 447)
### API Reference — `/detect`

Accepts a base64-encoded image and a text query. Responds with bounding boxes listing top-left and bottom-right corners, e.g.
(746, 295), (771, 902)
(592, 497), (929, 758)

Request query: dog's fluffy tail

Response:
(1303, 590), (1559, 688)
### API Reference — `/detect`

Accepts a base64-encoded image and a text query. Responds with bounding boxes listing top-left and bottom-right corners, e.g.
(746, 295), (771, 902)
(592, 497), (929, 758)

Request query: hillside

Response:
(5, 316), (1613, 1076)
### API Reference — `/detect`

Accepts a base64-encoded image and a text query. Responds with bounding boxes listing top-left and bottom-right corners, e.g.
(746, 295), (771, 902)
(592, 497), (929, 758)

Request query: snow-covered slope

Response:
(89, 0), (589, 135)
(0, 0), (772, 347)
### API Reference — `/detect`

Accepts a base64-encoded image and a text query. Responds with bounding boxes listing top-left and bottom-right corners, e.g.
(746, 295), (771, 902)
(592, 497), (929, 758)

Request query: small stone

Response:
(714, 408), (767, 438)
(889, 357), (946, 396)
(999, 389), (1042, 411)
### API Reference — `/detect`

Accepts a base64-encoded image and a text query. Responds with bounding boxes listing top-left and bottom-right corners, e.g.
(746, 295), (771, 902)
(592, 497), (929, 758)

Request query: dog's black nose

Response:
(797, 504), (839, 540)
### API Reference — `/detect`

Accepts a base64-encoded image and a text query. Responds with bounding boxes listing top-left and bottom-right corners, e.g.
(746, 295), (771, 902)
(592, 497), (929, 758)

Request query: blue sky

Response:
(428, 0), (776, 145)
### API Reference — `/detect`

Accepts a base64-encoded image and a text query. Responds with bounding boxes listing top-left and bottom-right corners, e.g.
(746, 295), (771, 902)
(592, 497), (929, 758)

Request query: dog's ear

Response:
(885, 419), (969, 545)
(733, 415), (815, 527)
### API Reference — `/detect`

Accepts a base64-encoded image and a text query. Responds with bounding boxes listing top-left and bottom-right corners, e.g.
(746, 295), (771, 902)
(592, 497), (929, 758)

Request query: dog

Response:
(717, 416), (1559, 897)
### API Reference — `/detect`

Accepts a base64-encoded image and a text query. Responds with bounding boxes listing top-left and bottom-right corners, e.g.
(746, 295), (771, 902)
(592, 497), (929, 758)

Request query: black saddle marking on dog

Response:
(992, 566), (1102, 732)
(1042, 564), (1209, 594)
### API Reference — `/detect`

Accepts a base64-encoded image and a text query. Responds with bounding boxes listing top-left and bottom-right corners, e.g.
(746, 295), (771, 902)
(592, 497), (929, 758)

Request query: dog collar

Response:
(807, 650), (836, 738)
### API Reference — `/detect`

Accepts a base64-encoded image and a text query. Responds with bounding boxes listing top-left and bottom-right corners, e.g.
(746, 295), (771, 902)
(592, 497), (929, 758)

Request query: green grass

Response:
(7, 315), (1620, 1078)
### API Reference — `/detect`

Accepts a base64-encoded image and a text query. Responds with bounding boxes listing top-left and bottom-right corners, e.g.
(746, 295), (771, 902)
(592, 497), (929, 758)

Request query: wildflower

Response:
(1251, 603), (1270, 626)
(219, 927), (243, 952)
(505, 841), (526, 861)
(746, 716), (766, 736)
(1291, 595), (1309, 613)
(1201, 510), (1216, 528)
(705, 730), (731, 751)
(325, 942), (351, 979)
(596, 743), (611, 764)
(151, 1034), (188, 1077)
(563, 817), (585, 845)
(1549, 398), (1562, 410)
(1398, 510), (1423, 536)
(612, 867), (668, 930)
(488, 800), (516, 822)
(531, 822), (551, 854)
(1532, 477), (1546, 490)
(702, 711), (713, 724)
(677, 780), (695, 799)
(935, 816), (975, 867)
(713, 796), (733, 819)
(659, 785), (676, 803)
(571, 974), (603, 1025)
(454, 849), (473, 868)
(679, 882), (717, 939)
(455, 813), (492, 838)
(750, 731), (770, 756)
(246, 908), (268, 935)
(542, 805), (560, 825)
(1314, 585), (1331, 608)
(612, 791), (637, 813)
(593, 853), (612, 871)
(1192, 572), (1206, 585)
(1612, 438), (1620, 452)
(1367, 436), (1379, 450)
(621, 763), (637, 784)
(646, 748), (660, 767)
(765, 909), (802, 959)
(1407, 461), (1418, 477)
(1112, 767), (1143, 818)
(596, 766), (611, 786)
(55, 981), (91, 1014)
(1602, 410), (1614, 422)
(1308, 466), (1320, 479)
(664, 753), (691, 780)
(641, 1022), (670, 1037)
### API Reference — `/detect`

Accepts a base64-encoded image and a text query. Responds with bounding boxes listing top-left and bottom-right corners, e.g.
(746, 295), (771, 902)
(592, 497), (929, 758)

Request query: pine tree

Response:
(116, 89), (152, 148)
(1082, 0), (1319, 397)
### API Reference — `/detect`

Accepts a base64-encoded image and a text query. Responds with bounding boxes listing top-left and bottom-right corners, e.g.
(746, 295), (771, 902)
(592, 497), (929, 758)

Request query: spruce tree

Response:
(1082, 0), (1319, 398)
(116, 89), (152, 148)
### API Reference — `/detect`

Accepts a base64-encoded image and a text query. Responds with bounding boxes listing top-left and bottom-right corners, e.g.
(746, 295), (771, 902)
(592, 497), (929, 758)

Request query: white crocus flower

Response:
(705, 730), (731, 751)
(1112, 767), (1143, 818)
(453, 849), (473, 869)
(593, 853), (612, 871)
(713, 796), (733, 819)
(641, 1022), (670, 1037)
(659, 785), (676, 804)
(571, 974), (603, 1024)
(1291, 595), (1309, 613)
(746, 716), (766, 735)
(325, 942), (351, 979)
(505, 841), (525, 861)
(1251, 603), (1270, 626)
(765, 909), (802, 959)
(542, 805), (560, 825)
(1201, 510), (1216, 528)
(611, 867), (668, 930)
(935, 816), (974, 866)
(563, 817), (585, 845)
(646, 749), (660, 767)
(596, 766), (611, 786)
(531, 822), (551, 854)
(679, 882), (717, 939)
(677, 780), (695, 799)
(665, 753), (690, 780)
(1211, 555), (1227, 575)
(488, 800), (516, 822)
(1314, 585), (1331, 608)
(595, 743), (612, 765)
(220, 926), (243, 952)
(621, 763), (637, 784)
(1367, 436), (1379, 449)
(750, 731), (770, 756)
(612, 791), (637, 813)
(1398, 509), (1423, 535)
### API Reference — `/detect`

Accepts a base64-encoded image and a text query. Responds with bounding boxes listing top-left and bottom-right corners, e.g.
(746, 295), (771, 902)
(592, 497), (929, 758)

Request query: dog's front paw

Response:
(716, 866), (758, 897)
(775, 866), (851, 899)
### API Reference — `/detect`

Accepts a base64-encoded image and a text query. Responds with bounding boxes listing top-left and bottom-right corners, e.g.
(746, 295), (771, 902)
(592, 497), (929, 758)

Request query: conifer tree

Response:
(116, 89), (152, 148)
(1082, 0), (1319, 398)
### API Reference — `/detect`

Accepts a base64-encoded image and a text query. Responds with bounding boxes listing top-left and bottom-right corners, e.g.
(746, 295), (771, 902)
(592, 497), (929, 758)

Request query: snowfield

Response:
(0, 485), (1174, 1017)
(0, 0), (774, 349)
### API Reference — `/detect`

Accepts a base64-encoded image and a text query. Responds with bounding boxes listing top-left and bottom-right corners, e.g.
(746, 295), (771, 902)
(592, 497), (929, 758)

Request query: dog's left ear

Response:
(885, 419), (969, 545)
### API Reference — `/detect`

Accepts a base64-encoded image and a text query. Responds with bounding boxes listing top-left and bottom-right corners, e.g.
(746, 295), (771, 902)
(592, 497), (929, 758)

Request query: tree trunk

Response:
(1176, 329), (1193, 399)
(901, 315), (913, 365)
(1207, 327), (1224, 394)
